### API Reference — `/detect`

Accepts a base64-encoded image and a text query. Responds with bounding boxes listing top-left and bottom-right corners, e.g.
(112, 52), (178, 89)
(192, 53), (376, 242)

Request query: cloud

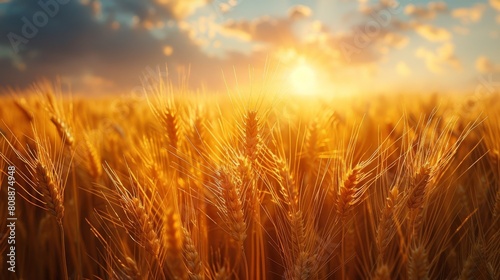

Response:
(404, 2), (447, 20)
(221, 11), (387, 70)
(390, 19), (419, 31)
(0, 0), (221, 92)
(491, 0), (500, 11)
(382, 33), (409, 49)
(288, 5), (312, 20)
(475, 56), (500, 73)
(451, 4), (486, 24)
(359, 0), (402, 16)
(216, 0), (239, 13)
(415, 43), (460, 73)
(221, 5), (312, 45)
(179, 14), (221, 47)
(217, 2), (412, 72)
(0, 0), (486, 93)
(221, 16), (297, 45)
(113, 0), (207, 26)
(396, 61), (411, 76)
(415, 24), (451, 42)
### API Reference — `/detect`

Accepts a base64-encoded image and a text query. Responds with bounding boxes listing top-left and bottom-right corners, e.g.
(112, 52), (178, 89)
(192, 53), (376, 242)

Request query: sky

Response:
(0, 0), (499, 95)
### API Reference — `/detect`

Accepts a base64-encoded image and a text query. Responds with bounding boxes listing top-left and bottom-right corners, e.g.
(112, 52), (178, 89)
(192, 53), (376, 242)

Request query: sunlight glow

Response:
(288, 61), (318, 96)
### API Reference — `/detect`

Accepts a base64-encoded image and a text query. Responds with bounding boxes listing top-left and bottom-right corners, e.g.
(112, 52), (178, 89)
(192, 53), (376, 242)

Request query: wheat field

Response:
(0, 81), (499, 280)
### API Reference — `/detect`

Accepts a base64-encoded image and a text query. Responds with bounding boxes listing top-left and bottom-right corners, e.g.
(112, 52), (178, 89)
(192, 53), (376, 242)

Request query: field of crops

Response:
(1, 82), (499, 279)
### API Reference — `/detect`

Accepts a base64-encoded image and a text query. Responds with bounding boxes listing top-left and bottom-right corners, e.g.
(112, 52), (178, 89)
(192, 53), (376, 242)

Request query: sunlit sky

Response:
(1, 0), (499, 95)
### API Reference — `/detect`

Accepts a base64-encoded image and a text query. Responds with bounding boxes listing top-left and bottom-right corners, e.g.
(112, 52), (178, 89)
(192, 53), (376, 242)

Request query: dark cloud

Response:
(0, 0), (222, 92)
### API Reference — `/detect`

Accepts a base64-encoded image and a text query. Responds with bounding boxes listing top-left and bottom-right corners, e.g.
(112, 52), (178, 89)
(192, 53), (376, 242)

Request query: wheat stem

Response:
(59, 222), (69, 280)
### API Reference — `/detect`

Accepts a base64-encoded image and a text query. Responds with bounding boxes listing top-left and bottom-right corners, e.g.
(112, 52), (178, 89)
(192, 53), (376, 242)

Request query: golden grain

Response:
(0, 87), (498, 280)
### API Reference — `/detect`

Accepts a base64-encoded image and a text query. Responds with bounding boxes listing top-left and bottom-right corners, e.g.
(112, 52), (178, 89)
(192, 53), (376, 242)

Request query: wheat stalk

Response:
(0, 84), (494, 280)
(32, 146), (68, 280)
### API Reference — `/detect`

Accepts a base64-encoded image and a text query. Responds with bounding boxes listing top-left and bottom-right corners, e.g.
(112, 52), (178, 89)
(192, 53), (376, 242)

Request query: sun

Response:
(288, 61), (318, 96)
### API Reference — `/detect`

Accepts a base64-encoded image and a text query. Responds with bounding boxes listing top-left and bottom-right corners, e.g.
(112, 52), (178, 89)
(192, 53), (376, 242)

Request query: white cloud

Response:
(396, 61), (412, 76)
(217, 0), (239, 13)
(491, 0), (500, 11)
(383, 33), (409, 49)
(475, 56), (500, 73)
(416, 43), (460, 73)
(404, 2), (447, 20)
(416, 24), (452, 42)
(221, 6), (313, 45)
(452, 4), (486, 24)
(288, 5), (312, 20)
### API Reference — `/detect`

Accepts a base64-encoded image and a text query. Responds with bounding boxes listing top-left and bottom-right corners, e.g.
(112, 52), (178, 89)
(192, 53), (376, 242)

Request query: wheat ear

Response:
(244, 110), (260, 164)
(14, 98), (34, 122)
(493, 187), (500, 221)
(407, 165), (432, 240)
(118, 256), (141, 280)
(217, 170), (247, 245)
(373, 263), (391, 280)
(337, 164), (364, 220)
(336, 160), (370, 280)
(163, 209), (187, 279)
(36, 161), (65, 222)
(35, 161), (68, 280)
(84, 135), (102, 179)
(293, 251), (316, 280)
(162, 108), (179, 151)
(129, 198), (161, 257)
(407, 165), (431, 210)
(50, 115), (74, 148)
(376, 187), (399, 258)
(408, 243), (430, 280)
(182, 227), (203, 280)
